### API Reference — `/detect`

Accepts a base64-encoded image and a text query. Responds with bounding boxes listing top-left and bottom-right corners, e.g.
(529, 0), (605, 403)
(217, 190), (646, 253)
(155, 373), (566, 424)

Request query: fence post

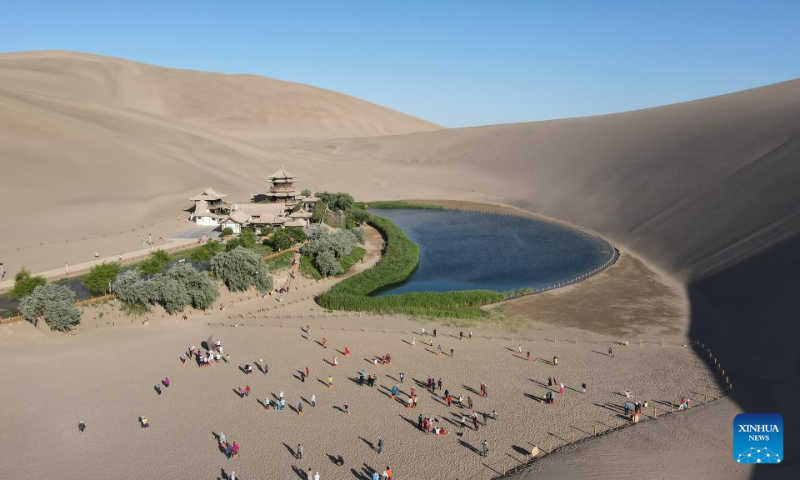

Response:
(593, 425), (597, 436)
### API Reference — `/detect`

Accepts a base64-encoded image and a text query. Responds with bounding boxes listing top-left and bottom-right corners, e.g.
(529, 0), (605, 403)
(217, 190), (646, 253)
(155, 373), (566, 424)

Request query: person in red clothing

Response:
(245, 385), (251, 397)
(344, 346), (351, 356)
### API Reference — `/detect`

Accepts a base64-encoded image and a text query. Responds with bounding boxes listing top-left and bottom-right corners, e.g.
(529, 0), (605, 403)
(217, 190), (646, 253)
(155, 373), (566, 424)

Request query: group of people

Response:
(217, 432), (240, 460)
(418, 415), (447, 435)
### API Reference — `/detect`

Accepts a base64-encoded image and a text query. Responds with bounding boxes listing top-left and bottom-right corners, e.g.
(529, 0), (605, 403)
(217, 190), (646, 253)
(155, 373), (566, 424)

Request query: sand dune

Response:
(1, 51), (799, 478)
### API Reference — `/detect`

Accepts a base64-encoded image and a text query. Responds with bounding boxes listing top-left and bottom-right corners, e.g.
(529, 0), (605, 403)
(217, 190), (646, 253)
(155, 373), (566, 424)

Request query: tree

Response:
(221, 227), (234, 237)
(190, 241), (221, 263)
(211, 247), (273, 293)
(82, 262), (121, 295)
(140, 250), (171, 275)
(240, 229), (258, 249)
(9, 268), (47, 299)
(311, 201), (326, 222)
(316, 191), (354, 211)
(301, 188), (312, 197)
(19, 284), (81, 331)
(167, 264), (219, 310)
(154, 275), (190, 314)
(316, 250), (343, 277)
(265, 229), (296, 251)
(113, 269), (158, 308)
(285, 228), (307, 243)
(347, 208), (370, 227)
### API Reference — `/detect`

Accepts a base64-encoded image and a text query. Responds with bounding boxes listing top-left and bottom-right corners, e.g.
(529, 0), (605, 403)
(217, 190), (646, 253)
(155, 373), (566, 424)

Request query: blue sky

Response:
(2, 1), (799, 127)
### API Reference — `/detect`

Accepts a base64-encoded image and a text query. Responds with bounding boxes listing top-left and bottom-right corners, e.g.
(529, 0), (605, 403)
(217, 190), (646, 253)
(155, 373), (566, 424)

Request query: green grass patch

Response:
(339, 247), (366, 272)
(264, 251), (294, 272)
(317, 214), (505, 318)
(300, 255), (323, 280)
(353, 200), (445, 210)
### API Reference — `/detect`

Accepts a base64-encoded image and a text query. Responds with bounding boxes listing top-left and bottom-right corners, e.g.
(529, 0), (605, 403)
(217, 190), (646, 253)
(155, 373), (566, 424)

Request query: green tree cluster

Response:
(9, 268), (47, 299)
(140, 249), (172, 275)
(316, 191), (354, 211)
(19, 284), (81, 331)
(263, 228), (306, 251)
(210, 247), (273, 293)
(301, 227), (360, 277)
(82, 262), (121, 295)
(226, 229), (258, 251)
(189, 240), (224, 263)
(112, 265), (219, 314)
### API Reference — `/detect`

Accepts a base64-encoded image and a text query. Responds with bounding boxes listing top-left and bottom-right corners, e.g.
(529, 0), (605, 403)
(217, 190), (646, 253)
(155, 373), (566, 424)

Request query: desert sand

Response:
(1, 51), (799, 478)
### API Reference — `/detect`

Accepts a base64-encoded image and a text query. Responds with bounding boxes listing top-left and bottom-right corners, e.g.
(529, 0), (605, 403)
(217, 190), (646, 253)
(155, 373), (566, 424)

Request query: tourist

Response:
(582, 382), (587, 393)
(140, 415), (149, 430)
(437, 345), (442, 356)
(445, 394), (452, 407)
(280, 391), (285, 401)
(399, 372), (404, 383)
(232, 441), (240, 458)
(450, 348), (454, 357)
(492, 410), (497, 420)
(624, 401), (631, 415)
(559, 383), (564, 395)
(327, 375), (333, 389)
(226, 354), (231, 364)
(548, 376), (552, 387)
(437, 378), (442, 391)
(229, 472), (236, 480)
(322, 338), (327, 349)
(460, 415), (467, 429)
(482, 411), (489, 426)
(373, 472), (380, 480)
(298, 401), (304, 416)
(244, 364), (253, 374)
(608, 347), (613, 357)
(526, 351), (531, 361)
(264, 362), (269, 376)
(162, 377), (170, 388)
(300, 370), (306, 382)
(344, 346), (351, 356)
(305, 366), (310, 378)
(332, 356), (338, 367)
(411, 336), (416, 346)
(78, 421), (86, 433)
(245, 385), (251, 397)
(343, 404), (349, 414)
(518, 344), (522, 353)
(482, 439), (489, 457)
(469, 330), (473, 338)
(314, 472), (320, 480)
(625, 390), (632, 399)
(297, 444), (303, 459)
(307, 469), (313, 480)
(219, 432), (227, 446)
(180, 354), (186, 364)
(553, 355), (558, 366)
(467, 396), (473, 410)
(377, 436), (384, 454)
(433, 328), (437, 337)
(154, 384), (162, 395)
(473, 415), (479, 430)
(311, 394), (316, 407)
(390, 385), (398, 400)
(460, 331), (464, 340)
(418, 414), (423, 430)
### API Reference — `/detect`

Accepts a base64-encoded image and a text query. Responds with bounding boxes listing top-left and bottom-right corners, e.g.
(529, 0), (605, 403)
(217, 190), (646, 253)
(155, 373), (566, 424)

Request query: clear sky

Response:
(2, 1), (799, 127)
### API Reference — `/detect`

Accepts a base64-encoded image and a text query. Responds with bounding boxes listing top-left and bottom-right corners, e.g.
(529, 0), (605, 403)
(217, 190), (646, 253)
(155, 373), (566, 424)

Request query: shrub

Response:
(211, 247), (273, 293)
(221, 227), (234, 236)
(82, 262), (121, 295)
(155, 275), (190, 314)
(286, 228), (307, 243)
(301, 188), (312, 197)
(113, 269), (158, 308)
(316, 250), (343, 277)
(9, 268), (47, 299)
(167, 264), (219, 310)
(352, 228), (366, 244)
(19, 284), (81, 331)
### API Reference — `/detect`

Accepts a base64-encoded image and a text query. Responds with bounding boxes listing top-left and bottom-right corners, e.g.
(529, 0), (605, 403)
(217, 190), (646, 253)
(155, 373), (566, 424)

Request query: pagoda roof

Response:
(189, 187), (227, 201)
(268, 166), (296, 181)
(289, 210), (313, 219)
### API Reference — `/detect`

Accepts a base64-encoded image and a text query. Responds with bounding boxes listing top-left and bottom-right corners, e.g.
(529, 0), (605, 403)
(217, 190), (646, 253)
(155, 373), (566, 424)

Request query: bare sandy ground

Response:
(0, 246), (722, 480)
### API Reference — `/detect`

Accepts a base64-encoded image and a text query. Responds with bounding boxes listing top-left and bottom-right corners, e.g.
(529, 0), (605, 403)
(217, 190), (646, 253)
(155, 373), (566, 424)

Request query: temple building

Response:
(266, 167), (298, 203)
(189, 166), (318, 232)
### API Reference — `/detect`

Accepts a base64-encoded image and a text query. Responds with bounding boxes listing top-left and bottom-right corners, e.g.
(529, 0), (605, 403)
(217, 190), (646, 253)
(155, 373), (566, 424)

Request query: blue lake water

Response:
(371, 209), (614, 295)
